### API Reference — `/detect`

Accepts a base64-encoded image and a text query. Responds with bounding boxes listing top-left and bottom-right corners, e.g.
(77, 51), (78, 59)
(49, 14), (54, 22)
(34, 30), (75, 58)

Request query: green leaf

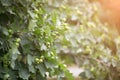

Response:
(36, 73), (46, 80)
(2, 28), (9, 36)
(41, 44), (47, 51)
(36, 63), (46, 77)
(28, 20), (37, 31)
(44, 61), (56, 69)
(12, 52), (18, 60)
(28, 65), (35, 73)
(11, 60), (15, 69)
(19, 66), (30, 80)
(28, 10), (35, 18)
(8, 69), (18, 80)
(27, 54), (34, 65)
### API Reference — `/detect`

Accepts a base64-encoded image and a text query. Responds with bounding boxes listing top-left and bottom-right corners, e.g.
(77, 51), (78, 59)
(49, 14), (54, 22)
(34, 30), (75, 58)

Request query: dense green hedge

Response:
(0, 0), (73, 80)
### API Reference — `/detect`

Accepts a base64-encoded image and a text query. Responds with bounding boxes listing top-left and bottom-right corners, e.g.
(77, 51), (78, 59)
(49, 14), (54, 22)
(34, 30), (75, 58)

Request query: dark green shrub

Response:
(0, 0), (73, 80)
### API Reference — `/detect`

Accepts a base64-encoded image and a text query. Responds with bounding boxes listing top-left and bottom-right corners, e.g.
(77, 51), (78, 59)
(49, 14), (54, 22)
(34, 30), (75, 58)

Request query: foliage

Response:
(0, 0), (73, 80)
(55, 0), (120, 80)
(1, 0), (120, 80)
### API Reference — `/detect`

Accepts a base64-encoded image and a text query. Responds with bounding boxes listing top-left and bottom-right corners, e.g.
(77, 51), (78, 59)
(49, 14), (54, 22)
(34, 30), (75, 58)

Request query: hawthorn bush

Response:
(1, 0), (120, 80)
(0, 0), (73, 80)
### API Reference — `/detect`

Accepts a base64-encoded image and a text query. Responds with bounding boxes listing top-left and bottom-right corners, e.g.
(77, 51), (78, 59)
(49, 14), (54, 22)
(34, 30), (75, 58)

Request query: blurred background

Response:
(47, 0), (120, 80)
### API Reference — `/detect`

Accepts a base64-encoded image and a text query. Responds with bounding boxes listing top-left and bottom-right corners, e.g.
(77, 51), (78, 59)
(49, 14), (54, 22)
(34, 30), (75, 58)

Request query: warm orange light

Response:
(99, 0), (120, 31)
